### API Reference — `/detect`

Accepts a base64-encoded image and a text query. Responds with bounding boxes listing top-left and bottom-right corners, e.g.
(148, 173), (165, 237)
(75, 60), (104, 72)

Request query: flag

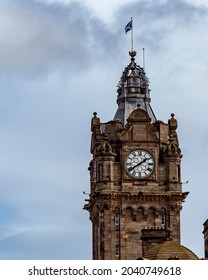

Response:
(125, 19), (132, 33)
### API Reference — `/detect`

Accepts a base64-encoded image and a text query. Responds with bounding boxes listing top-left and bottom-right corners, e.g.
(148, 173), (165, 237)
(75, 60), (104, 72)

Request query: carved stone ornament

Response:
(165, 135), (181, 154)
(127, 108), (151, 123)
(97, 134), (113, 155)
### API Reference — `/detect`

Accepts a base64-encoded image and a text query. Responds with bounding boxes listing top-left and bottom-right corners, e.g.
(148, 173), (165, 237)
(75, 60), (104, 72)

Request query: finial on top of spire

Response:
(129, 51), (137, 58)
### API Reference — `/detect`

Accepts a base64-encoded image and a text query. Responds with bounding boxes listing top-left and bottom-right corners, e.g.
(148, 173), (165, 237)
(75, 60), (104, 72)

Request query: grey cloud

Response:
(0, 0), (119, 79)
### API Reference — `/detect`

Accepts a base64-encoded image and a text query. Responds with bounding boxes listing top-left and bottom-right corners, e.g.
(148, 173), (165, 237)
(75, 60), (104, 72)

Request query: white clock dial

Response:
(125, 150), (154, 178)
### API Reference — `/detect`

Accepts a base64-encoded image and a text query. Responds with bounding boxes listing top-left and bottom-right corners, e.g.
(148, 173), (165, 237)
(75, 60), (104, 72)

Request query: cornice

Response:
(84, 191), (188, 211)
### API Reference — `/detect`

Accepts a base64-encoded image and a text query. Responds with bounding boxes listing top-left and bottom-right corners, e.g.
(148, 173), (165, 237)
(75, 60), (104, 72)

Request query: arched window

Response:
(137, 207), (144, 222)
(177, 165), (181, 182)
(161, 208), (166, 226)
(98, 164), (103, 181)
(114, 207), (120, 229)
(126, 207), (133, 221)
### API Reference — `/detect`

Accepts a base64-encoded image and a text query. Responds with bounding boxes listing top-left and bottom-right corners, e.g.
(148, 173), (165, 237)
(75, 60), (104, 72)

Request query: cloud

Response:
(0, 0), (120, 79)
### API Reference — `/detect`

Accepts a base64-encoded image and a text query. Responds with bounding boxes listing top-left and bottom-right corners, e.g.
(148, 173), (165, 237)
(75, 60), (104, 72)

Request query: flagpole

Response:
(131, 17), (133, 51)
(143, 48), (145, 71)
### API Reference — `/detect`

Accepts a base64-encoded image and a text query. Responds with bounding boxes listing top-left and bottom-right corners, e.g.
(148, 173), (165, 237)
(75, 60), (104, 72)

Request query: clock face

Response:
(125, 150), (154, 178)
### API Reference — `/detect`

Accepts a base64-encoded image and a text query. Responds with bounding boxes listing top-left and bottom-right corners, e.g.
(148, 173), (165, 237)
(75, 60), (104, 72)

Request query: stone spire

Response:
(114, 51), (156, 125)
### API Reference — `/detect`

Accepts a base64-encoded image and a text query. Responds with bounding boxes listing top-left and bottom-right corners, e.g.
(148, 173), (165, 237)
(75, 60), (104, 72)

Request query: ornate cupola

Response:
(114, 51), (156, 125)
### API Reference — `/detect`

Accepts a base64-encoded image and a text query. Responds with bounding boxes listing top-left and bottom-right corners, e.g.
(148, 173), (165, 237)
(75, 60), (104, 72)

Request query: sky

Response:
(0, 0), (208, 259)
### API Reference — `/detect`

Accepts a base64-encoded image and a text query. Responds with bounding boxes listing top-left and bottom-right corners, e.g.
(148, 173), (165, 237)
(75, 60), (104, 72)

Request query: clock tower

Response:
(84, 51), (190, 259)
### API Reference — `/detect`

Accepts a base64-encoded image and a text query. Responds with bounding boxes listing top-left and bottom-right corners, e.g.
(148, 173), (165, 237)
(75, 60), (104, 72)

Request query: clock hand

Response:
(128, 158), (147, 172)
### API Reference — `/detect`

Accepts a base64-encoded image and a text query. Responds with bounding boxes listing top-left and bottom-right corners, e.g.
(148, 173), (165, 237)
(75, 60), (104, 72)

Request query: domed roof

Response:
(144, 240), (199, 260)
(113, 51), (156, 125)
